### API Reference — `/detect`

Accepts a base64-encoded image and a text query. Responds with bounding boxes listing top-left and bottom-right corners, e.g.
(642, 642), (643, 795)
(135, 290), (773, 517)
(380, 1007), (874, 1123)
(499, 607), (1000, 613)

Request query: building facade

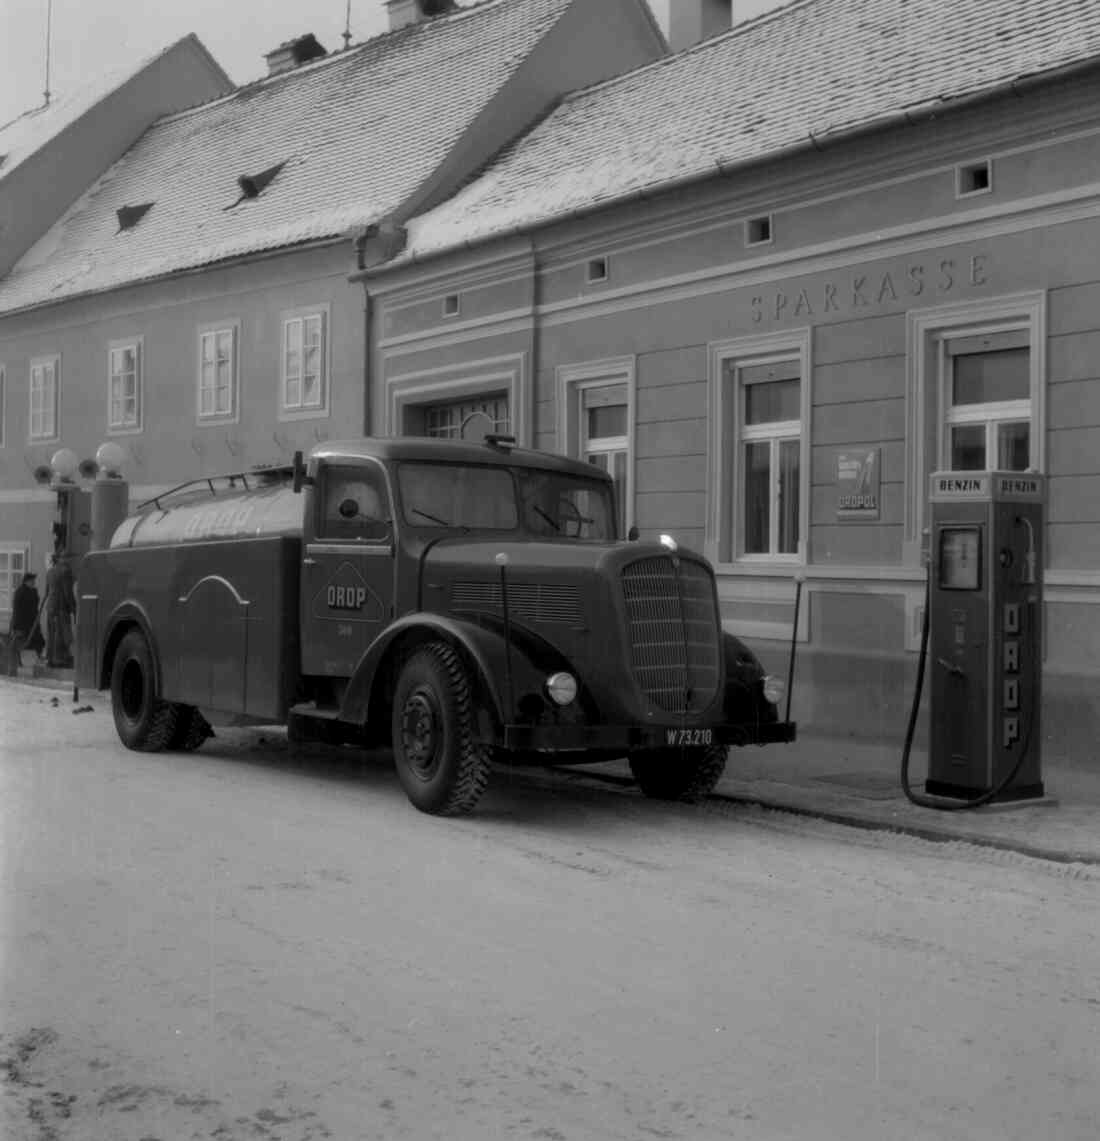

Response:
(0, 0), (666, 618)
(358, 0), (1100, 753)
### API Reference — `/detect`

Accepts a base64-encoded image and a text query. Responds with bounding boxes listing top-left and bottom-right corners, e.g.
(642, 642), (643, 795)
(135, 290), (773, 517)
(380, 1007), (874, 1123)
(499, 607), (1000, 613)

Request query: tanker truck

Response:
(75, 435), (795, 815)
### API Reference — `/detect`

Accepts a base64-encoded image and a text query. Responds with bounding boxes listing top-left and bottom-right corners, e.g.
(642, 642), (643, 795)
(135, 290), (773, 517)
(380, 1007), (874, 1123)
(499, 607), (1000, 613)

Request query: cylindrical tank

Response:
(91, 477), (131, 552)
(110, 480), (305, 549)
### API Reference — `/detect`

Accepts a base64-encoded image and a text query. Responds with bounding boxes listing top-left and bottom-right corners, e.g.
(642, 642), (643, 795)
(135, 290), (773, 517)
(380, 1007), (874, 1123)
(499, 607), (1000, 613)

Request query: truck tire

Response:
(167, 705), (214, 752)
(110, 630), (179, 752)
(391, 642), (491, 815)
(628, 743), (728, 803)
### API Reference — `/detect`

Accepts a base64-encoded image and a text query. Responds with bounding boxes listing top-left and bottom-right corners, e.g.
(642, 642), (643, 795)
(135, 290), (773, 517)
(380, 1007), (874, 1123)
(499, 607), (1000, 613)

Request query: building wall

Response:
(369, 72), (1100, 754)
(0, 243), (365, 610)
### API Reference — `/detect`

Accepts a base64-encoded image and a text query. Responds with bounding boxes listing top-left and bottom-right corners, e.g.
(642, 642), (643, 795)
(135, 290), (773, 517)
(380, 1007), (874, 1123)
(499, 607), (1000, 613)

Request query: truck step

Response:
(288, 702), (343, 721)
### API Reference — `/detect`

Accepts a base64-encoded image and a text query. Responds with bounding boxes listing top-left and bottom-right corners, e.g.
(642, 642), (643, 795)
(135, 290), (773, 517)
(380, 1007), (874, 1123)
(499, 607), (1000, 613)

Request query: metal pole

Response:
(785, 574), (803, 726)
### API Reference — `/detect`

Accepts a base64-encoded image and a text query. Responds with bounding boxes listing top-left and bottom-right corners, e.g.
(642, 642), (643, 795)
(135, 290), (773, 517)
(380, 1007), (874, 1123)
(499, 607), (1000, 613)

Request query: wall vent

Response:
(956, 159), (992, 197)
(586, 256), (609, 284)
(746, 214), (772, 246)
(443, 293), (460, 317)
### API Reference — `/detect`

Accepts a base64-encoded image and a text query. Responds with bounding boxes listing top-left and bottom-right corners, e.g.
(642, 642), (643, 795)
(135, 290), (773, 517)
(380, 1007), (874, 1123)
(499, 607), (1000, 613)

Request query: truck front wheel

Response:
(628, 743), (728, 803)
(110, 630), (179, 752)
(391, 643), (491, 815)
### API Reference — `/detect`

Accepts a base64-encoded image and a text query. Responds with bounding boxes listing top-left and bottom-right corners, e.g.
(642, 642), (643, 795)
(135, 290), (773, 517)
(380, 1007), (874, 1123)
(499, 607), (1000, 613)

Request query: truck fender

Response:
(98, 600), (164, 693)
(339, 613), (547, 734)
(721, 629), (773, 729)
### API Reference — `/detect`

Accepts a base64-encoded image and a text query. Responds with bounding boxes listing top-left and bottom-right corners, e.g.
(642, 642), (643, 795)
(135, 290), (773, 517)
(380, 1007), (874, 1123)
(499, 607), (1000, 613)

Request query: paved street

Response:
(2, 680), (1098, 1141)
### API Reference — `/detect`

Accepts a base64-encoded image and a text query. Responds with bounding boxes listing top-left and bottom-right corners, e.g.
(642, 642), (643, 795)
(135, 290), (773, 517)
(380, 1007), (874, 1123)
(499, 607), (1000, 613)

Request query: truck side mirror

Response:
(627, 524), (639, 542)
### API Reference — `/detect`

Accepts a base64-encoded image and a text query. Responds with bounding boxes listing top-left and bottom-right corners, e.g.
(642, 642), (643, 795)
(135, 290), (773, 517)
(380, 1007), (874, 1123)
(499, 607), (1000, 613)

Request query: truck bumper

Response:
(500, 719), (796, 753)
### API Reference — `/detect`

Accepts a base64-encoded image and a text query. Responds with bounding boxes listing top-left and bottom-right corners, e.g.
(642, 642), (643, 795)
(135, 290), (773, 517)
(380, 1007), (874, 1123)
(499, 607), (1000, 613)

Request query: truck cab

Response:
(77, 436), (795, 816)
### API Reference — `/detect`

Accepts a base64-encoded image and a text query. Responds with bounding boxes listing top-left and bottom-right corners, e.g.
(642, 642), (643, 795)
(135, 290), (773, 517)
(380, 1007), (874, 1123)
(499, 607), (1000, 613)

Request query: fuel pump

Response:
(901, 471), (1044, 807)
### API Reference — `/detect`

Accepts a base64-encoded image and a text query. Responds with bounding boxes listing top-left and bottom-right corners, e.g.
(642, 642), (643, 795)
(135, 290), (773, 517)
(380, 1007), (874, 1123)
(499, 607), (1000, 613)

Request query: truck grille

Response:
(451, 581), (583, 626)
(621, 556), (721, 714)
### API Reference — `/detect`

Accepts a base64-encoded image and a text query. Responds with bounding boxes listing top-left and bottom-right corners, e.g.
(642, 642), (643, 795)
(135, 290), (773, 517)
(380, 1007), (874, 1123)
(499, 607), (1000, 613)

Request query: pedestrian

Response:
(7, 571), (45, 673)
(45, 554), (75, 669)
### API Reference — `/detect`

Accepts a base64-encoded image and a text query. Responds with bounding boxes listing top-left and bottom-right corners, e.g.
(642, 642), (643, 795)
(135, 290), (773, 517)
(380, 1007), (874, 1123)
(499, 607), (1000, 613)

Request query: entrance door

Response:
(300, 460), (395, 678)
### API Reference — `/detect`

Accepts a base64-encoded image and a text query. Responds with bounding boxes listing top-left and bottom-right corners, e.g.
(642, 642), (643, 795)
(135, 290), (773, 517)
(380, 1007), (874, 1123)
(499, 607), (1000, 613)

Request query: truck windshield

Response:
(398, 463), (518, 530)
(397, 461), (616, 540)
(516, 469), (615, 540)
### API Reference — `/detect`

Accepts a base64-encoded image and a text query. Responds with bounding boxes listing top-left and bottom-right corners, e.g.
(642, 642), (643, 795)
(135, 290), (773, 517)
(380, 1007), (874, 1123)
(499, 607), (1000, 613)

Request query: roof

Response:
(0, 37), (217, 180)
(399, 0), (1100, 262)
(0, 0), (574, 316)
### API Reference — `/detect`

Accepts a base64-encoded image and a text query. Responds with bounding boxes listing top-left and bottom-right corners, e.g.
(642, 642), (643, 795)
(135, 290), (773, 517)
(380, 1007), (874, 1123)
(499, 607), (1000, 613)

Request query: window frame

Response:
(706, 329), (811, 571)
(279, 306), (330, 422)
(939, 333), (1031, 473)
(905, 292), (1045, 565)
(0, 543), (29, 616)
(28, 354), (60, 443)
(386, 354), (529, 446)
(556, 356), (636, 535)
(107, 336), (144, 435)
(0, 362), (6, 448)
(196, 320), (240, 425)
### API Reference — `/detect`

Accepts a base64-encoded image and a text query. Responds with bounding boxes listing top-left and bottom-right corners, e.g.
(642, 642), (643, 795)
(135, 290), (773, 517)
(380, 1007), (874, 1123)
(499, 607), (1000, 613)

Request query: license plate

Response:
(665, 728), (713, 747)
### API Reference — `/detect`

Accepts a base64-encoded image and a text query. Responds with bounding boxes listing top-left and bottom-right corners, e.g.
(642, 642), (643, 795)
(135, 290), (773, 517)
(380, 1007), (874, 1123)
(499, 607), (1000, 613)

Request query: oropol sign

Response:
(836, 449), (880, 519)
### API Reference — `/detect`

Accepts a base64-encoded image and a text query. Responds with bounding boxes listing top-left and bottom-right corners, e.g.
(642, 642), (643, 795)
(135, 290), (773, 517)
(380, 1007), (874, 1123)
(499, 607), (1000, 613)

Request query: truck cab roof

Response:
(311, 437), (611, 483)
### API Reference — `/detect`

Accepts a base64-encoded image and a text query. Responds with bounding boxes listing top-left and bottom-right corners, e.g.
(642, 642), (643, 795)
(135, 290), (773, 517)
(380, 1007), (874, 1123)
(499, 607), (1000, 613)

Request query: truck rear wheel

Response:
(110, 630), (178, 752)
(628, 743), (728, 803)
(391, 643), (491, 815)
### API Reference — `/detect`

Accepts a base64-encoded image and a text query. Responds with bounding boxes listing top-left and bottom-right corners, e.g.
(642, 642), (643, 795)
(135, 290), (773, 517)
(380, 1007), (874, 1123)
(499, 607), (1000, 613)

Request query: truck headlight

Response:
(762, 675), (785, 705)
(546, 672), (578, 706)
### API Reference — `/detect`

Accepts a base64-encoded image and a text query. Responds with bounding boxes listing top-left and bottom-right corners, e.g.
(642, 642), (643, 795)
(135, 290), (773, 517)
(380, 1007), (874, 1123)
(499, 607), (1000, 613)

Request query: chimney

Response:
(264, 33), (327, 76)
(385, 0), (457, 32)
(668, 0), (732, 52)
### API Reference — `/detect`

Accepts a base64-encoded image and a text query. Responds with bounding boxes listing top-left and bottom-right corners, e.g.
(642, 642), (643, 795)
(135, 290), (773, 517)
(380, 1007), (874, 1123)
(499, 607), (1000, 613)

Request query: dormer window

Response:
(116, 202), (154, 232)
(232, 162), (286, 206)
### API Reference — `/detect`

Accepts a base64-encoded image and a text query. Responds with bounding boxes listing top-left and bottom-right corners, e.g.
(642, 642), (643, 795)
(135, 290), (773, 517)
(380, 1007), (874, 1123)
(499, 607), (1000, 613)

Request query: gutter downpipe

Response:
(351, 56), (1100, 276)
(353, 230), (374, 437)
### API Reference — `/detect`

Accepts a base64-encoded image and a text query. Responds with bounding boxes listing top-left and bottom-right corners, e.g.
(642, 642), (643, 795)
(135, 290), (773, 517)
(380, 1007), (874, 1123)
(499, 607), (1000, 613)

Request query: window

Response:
(557, 358), (635, 535)
(707, 331), (810, 567)
(318, 463), (390, 542)
(736, 359), (801, 557)
(29, 355), (59, 441)
(281, 310), (327, 418)
(442, 294), (460, 317)
(198, 324), (238, 422)
(580, 384), (629, 531)
(906, 293), (1044, 567)
(943, 335), (1031, 471)
(0, 545), (27, 614)
(108, 339), (142, 432)
(421, 393), (510, 439)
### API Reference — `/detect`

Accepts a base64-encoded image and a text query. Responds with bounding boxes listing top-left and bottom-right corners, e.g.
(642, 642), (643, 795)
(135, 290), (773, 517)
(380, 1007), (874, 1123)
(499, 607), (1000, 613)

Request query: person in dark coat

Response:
(45, 554), (75, 668)
(9, 572), (45, 666)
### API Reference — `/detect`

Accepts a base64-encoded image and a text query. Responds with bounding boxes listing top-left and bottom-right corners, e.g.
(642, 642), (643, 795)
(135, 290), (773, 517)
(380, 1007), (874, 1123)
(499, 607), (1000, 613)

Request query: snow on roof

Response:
(0, 37), (207, 180)
(400, 0), (1100, 262)
(0, 0), (573, 315)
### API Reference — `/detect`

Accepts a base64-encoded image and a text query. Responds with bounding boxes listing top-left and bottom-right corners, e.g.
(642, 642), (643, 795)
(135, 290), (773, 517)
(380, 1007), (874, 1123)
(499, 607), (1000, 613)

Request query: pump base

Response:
(924, 779), (1045, 803)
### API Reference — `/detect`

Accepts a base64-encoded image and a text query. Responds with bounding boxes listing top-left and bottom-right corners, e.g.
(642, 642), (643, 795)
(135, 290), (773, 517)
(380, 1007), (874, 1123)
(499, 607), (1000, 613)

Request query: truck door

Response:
(300, 460), (395, 678)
